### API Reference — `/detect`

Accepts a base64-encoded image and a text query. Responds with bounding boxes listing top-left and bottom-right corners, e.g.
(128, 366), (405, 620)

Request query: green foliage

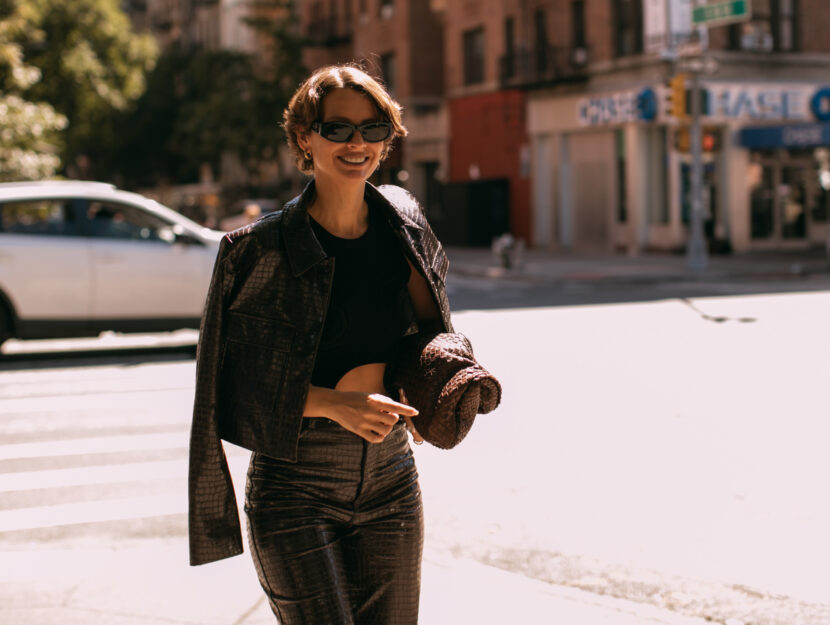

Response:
(0, 1), (66, 181)
(112, 0), (307, 187)
(16, 0), (157, 176)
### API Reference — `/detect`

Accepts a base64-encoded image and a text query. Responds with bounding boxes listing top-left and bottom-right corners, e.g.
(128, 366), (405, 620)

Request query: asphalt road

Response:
(1, 275), (829, 625)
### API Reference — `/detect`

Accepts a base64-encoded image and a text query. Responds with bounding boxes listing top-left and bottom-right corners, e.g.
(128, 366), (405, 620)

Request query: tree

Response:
(112, 0), (307, 188)
(17, 0), (157, 177)
(0, 0), (66, 181)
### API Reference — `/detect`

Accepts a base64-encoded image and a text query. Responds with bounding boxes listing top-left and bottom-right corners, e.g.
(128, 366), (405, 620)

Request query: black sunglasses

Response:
(311, 121), (393, 143)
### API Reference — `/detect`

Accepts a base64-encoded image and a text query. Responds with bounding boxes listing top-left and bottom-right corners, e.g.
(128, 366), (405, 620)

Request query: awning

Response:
(739, 122), (830, 149)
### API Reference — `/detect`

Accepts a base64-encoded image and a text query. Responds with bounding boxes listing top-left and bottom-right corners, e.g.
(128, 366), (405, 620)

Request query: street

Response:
(1, 274), (830, 625)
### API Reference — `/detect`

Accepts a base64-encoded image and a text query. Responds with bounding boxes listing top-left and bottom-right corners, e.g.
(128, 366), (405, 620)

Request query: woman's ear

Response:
(296, 131), (311, 154)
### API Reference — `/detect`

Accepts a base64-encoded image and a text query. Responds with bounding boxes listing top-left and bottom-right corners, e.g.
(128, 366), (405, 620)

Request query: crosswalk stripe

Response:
(0, 494), (184, 532)
(0, 455), (250, 532)
(0, 459), (184, 492)
(0, 432), (187, 460)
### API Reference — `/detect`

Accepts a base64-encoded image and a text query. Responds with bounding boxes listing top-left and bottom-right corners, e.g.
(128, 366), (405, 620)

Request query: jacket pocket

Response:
(220, 311), (294, 421)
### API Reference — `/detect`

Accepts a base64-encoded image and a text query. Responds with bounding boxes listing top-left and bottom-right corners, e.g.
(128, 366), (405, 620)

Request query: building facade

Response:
(523, 0), (830, 253)
(125, 0), (830, 252)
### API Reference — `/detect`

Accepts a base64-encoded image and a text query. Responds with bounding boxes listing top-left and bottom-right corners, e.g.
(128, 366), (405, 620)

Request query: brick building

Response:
(125, 0), (830, 252)
(522, 0), (830, 253)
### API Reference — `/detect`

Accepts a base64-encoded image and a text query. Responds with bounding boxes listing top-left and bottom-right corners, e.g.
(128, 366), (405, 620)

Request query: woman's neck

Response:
(308, 178), (368, 239)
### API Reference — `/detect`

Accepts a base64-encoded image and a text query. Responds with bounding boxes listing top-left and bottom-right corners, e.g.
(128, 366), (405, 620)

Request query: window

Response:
(503, 16), (516, 78)
(85, 202), (174, 243)
(380, 52), (396, 96)
(463, 27), (485, 85)
(612, 0), (643, 57)
(0, 199), (80, 236)
(616, 131), (627, 223)
(534, 9), (549, 73)
(379, 0), (393, 19)
(572, 0), (586, 48)
(728, 0), (797, 52)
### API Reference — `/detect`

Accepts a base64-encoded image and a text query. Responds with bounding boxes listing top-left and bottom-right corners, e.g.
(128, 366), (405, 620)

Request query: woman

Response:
(188, 65), (454, 625)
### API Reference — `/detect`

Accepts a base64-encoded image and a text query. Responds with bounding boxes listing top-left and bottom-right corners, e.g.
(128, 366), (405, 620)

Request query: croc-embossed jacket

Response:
(188, 180), (453, 566)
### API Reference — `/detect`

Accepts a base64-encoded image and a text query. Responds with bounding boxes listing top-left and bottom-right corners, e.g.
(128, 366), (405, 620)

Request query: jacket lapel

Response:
(282, 179), (328, 277)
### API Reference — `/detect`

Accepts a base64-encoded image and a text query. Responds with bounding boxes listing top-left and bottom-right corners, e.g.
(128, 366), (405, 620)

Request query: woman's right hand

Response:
(304, 386), (418, 443)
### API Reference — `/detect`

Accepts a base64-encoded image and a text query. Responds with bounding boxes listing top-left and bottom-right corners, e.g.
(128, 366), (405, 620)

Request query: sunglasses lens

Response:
(360, 123), (392, 142)
(321, 122), (354, 142)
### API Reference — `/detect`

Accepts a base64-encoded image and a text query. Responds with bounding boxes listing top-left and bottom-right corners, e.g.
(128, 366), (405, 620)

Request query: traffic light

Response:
(673, 126), (721, 153)
(666, 73), (688, 119)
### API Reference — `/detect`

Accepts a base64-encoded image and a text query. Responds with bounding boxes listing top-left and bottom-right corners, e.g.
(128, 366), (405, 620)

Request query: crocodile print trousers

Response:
(244, 418), (423, 625)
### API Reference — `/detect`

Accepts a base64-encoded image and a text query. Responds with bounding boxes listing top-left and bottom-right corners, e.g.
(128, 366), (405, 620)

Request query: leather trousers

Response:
(244, 418), (423, 625)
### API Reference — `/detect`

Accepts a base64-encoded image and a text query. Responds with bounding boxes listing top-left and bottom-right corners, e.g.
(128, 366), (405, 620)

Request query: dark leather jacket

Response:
(188, 180), (453, 565)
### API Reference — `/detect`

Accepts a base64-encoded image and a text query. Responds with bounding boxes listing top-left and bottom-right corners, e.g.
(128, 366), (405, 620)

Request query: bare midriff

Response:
(334, 362), (388, 394)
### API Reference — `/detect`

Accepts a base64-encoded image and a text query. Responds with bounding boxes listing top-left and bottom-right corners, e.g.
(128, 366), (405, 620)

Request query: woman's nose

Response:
(347, 129), (366, 146)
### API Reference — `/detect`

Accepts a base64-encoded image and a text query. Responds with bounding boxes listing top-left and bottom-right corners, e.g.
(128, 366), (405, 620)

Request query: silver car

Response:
(0, 180), (223, 346)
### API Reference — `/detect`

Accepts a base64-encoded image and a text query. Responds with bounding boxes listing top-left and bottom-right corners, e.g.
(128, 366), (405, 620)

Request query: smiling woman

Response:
(188, 65), (456, 625)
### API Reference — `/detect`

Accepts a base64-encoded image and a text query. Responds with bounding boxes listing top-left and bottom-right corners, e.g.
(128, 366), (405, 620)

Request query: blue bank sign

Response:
(577, 88), (658, 126)
(740, 123), (830, 149)
(576, 84), (830, 126)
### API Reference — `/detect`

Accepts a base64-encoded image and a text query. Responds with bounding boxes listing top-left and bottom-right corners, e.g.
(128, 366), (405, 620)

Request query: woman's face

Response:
(299, 88), (386, 185)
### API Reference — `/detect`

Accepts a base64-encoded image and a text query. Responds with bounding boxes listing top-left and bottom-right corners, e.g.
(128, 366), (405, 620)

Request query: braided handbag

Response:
(391, 331), (501, 449)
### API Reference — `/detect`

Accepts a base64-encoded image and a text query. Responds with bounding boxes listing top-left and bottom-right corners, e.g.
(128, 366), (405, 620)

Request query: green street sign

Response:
(692, 0), (751, 27)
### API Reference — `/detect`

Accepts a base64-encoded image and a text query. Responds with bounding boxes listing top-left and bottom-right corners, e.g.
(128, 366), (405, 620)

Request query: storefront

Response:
(528, 80), (830, 254)
(739, 122), (830, 250)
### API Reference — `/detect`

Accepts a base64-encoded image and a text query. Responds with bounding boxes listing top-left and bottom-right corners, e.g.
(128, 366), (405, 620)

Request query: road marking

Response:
(0, 459), (184, 492)
(0, 432), (187, 460)
(0, 455), (250, 532)
(0, 494), (184, 532)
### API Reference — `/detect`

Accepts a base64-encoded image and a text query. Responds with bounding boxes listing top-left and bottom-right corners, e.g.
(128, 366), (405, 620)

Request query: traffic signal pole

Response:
(687, 69), (708, 271)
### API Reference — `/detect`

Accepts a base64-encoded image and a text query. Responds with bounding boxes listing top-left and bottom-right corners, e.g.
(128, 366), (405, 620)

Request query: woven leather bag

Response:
(391, 331), (501, 449)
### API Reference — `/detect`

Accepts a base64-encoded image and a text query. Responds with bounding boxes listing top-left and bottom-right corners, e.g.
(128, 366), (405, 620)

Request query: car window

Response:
(85, 201), (175, 243)
(0, 199), (81, 236)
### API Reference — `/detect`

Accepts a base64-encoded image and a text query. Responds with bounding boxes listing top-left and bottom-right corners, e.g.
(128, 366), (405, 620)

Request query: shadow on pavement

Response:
(446, 274), (830, 312)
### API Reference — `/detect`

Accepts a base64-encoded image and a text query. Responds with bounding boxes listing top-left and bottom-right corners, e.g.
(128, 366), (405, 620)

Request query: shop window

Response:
(616, 130), (627, 223)
(728, 0), (797, 52)
(463, 27), (485, 85)
(612, 0), (643, 57)
(750, 163), (775, 238)
(813, 148), (830, 222)
(780, 166), (807, 239)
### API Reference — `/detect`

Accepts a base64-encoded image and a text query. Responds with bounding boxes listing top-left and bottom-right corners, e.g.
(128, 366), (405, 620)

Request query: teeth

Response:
(342, 156), (367, 164)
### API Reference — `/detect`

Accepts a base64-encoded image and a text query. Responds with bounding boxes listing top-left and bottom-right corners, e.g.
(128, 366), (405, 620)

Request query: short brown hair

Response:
(283, 64), (408, 174)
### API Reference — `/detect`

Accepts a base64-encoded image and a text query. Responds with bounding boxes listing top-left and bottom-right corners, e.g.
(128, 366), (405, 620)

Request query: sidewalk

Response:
(0, 541), (710, 625)
(445, 245), (830, 285)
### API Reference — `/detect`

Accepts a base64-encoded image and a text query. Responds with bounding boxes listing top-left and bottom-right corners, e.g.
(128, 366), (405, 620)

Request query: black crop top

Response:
(309, 201), (412, 389)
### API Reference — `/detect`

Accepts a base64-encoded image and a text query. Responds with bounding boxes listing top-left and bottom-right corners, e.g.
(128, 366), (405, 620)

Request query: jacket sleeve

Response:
(188, 236), (244, 566)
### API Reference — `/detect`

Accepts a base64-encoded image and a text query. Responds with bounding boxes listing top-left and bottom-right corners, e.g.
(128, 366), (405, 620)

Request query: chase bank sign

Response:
(577, 88), (658, 126)
(577, 84), (830, 126)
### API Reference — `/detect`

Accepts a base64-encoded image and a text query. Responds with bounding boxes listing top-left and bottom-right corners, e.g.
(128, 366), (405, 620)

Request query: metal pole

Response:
(687, 69), (708, 270)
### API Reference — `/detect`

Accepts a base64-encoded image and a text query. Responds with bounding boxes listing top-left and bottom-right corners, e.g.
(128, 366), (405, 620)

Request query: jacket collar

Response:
(282, 178), (326, 277)
(282, 178), (423, 277)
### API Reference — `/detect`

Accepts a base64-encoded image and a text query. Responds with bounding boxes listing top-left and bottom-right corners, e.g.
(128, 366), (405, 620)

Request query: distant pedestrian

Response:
(188, 64), (455, 624)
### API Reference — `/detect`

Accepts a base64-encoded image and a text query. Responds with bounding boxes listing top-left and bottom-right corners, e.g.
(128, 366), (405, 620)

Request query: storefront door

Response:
(750, 155), (816, 245)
